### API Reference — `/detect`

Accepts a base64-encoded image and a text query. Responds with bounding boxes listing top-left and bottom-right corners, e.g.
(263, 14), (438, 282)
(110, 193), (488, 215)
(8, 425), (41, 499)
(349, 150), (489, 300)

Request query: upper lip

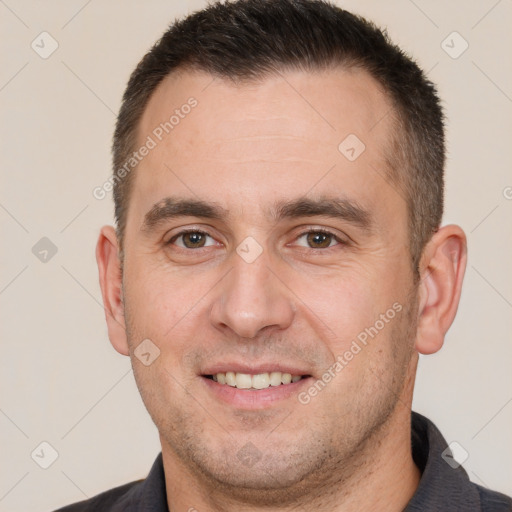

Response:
(201, 361), (312, 376)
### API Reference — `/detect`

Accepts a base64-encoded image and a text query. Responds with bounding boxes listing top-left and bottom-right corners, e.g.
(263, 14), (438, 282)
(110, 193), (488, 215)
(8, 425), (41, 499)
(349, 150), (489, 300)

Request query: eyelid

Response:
(168, 227), (209, 238)
(166, 226), (348, 252)
(166, 227), (217, 248)
(291, 227), (348, 249)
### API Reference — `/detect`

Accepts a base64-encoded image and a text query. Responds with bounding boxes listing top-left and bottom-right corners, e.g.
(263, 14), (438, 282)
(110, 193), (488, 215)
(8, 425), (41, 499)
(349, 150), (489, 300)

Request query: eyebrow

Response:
(271, 196), (372, 231)
(140, 195), (373, 233)
(141, 198), (229, 233)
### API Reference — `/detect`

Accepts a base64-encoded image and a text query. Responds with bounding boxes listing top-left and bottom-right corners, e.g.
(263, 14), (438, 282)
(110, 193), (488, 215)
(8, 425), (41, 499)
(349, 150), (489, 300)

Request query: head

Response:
(97, 0), (466, 505)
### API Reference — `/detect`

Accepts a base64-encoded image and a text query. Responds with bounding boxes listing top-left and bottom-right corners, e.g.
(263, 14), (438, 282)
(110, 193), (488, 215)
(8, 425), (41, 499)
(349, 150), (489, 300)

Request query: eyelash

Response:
(167, 229), (214, 248)
(167, 228), (347, 251)
(293, 228), (346, 250)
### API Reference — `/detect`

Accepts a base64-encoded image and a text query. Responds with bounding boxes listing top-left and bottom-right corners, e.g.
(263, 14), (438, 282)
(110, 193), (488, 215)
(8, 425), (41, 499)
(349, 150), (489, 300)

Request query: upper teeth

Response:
(212, 372), (302, 389)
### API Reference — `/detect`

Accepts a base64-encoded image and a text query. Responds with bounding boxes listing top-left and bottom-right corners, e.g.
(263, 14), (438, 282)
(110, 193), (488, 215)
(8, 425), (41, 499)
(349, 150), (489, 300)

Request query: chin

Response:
(180, 436), (328, 496)
(197, 463), (316, 506)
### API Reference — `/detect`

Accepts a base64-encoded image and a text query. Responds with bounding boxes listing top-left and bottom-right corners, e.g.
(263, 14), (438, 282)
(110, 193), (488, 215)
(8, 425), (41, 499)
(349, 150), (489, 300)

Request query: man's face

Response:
(120, 68), (419, 493)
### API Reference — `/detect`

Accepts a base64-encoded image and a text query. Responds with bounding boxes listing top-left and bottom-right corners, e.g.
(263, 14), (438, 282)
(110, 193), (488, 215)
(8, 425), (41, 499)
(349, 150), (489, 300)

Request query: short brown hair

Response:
(112, 0), (444, 279)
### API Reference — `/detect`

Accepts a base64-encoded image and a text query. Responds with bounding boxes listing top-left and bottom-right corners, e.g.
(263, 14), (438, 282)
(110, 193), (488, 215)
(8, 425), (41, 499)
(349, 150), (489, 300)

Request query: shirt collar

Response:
(404, 411), (481, 510)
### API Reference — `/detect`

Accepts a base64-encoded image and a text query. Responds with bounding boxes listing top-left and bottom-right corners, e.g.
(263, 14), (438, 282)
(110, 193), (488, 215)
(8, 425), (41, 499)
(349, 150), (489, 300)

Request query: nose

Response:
(209, 250), (295, 339)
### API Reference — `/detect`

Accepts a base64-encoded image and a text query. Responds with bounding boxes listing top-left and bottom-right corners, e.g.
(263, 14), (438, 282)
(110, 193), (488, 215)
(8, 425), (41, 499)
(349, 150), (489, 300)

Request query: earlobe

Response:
(96, 226), (130, 356)
(415, 225), (467, 355)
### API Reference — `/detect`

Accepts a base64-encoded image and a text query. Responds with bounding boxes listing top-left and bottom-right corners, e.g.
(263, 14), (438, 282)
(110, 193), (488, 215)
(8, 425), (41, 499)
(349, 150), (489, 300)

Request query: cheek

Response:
(123, 262), (225, 383)
(131, 360), (193, 438)
(124, 258), (207, 333)
(122, 272), (188, 379)
(289, 270), (385, 342)
(289, 265), (410, 386)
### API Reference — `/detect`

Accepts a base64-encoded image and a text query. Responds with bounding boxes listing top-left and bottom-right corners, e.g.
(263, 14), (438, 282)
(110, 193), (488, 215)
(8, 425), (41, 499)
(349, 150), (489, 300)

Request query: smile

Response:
(206, 371), (306, 390)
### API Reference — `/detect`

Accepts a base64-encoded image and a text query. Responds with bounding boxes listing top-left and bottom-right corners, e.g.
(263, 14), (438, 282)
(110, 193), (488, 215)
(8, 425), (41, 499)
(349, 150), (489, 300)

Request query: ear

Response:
(415, 224), (467, 355)
(96, 225), (129, 356)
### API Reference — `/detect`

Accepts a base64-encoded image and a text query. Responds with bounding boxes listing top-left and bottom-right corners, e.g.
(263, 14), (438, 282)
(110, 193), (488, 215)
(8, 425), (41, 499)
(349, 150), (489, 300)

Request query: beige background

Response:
(1, 1), (511, 510)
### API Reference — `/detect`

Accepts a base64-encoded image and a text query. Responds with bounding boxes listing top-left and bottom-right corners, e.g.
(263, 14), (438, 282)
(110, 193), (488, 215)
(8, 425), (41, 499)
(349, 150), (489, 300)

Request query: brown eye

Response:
(305, 231), (334, 248)
(169, 230), (215, 249)
(182, 232), (206, 248)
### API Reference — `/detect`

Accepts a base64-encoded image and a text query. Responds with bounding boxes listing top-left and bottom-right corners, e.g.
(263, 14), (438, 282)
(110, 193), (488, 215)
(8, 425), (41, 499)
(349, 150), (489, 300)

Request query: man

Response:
(56, 0), (512, 510)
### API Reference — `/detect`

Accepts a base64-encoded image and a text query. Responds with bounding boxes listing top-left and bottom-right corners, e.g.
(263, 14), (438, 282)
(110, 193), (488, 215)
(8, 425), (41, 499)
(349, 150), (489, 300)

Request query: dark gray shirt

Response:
(54, 412), (512, 511)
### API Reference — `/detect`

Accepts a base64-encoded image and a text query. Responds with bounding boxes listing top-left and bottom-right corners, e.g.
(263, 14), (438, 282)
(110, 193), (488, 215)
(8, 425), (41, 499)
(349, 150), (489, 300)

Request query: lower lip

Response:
(201, 376), (311, 409)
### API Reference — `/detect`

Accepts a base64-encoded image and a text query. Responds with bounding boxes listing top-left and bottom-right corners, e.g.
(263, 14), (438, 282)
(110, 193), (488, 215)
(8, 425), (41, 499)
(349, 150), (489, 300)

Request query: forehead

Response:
(129, 66), (401, 229)
(139, 66), (392, 153)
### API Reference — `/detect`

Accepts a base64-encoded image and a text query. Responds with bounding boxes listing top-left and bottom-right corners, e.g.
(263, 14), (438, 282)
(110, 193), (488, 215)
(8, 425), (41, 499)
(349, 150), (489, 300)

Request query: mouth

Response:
(203, 371), (310, 390)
